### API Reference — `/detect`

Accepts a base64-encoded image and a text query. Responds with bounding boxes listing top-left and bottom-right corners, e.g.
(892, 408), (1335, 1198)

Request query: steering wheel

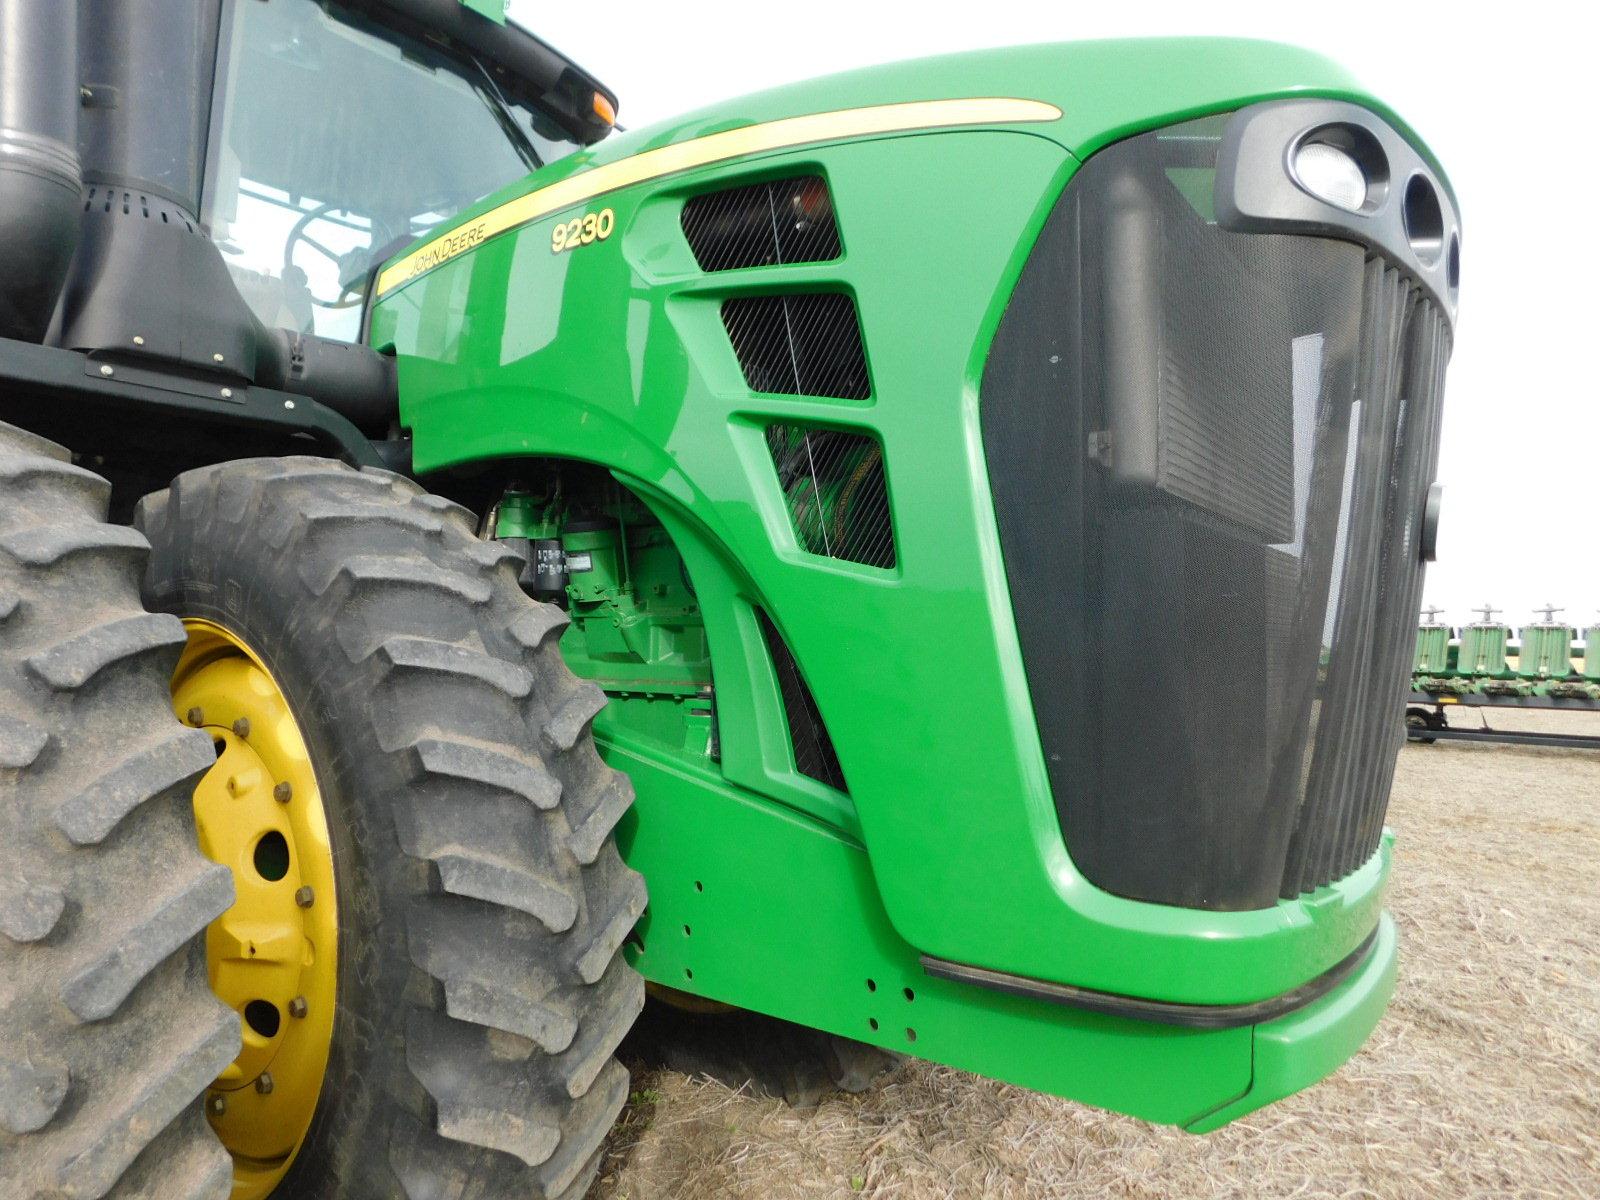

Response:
(283, 201), (382, 310)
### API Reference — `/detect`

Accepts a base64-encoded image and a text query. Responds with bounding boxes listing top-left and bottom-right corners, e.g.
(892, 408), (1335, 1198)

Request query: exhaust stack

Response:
(0, 0), (81, 343)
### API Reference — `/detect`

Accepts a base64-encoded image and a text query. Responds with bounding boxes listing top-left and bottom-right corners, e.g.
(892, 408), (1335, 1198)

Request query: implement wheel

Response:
(1404, 705), (1439, 745)
(0, 422), (238, 1198)
(137, 457), (645, 1200)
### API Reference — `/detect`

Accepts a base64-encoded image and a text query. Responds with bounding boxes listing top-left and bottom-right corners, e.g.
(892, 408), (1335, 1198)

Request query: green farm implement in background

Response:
(1409, 606), (1600, 748)
(1, 3), (1459, 1196)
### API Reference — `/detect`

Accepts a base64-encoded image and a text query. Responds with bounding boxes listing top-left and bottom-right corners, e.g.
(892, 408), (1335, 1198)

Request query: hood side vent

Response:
(682, 175), (840, 272)
(766, 423), (895, 570)
(721, 293), (869, 400)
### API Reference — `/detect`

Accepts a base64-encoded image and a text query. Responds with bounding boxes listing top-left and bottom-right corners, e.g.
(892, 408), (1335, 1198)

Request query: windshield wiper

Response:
(470, 58), (544, 173)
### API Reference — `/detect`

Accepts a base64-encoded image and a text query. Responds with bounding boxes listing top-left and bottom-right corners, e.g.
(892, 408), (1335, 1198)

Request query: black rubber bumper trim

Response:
(920, 928), (1380, 1030)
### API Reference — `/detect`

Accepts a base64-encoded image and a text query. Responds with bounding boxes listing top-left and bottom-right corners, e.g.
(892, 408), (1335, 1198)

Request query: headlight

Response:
(1292, 140), (1368, 212)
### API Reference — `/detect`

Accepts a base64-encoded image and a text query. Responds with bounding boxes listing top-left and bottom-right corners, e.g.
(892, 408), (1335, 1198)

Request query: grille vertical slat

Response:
(1350, 302), (1451, 867)
(1290, 261), (1414, 895)
(1282, 264), (1452, 898)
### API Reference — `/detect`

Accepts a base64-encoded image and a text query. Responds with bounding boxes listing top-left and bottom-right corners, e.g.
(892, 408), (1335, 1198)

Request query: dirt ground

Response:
(592, 709), (1600, 1200)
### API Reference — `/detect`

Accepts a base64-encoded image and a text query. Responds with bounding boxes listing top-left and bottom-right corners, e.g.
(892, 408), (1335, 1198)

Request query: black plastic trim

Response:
(333, 0), (617, 143)
(1215, 99), (1461, 319)
(920, 928), (1380, 1029)
(0, 335), (381, 467)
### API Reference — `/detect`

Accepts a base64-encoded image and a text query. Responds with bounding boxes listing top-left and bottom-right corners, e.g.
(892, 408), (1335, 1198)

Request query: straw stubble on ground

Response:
(593, 709), (1600, 1199)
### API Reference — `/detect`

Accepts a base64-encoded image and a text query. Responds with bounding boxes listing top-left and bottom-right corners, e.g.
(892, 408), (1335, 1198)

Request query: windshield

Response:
(202, 0), (582, 342)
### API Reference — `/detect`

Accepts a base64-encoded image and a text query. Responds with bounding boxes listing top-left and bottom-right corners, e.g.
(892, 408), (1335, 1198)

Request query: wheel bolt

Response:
(232, 717), (251, 738)
(208, 1093), (226, 1116)
(295, 886), (315, 908)
(274, 781), (292, 804)
(289, 995), (308, 1019)
(186, 706), (204, 726)
(255, 1072), (274, 1095)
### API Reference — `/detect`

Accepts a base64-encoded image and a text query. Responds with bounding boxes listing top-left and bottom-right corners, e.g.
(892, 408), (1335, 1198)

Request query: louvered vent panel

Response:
(722, 294), (869, 399)
(767, 424), (895, 569)
(758, 610), (848, 792)
(682, 175), (841, 271)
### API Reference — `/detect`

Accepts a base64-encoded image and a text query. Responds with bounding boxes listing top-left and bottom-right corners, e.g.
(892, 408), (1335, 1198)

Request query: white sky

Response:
(516, 1), (1598, 633)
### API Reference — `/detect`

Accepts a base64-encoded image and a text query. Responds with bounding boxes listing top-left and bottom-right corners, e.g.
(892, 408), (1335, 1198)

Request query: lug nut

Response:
(232, 717), (250, 738)
(185, 706), (204, 726)
(295, 886), (315, 908)
(255, 1072), (274, 1095)
(274, 781), (292, 804)
(288, 995), (308, 1019)
(208, 1093), (226, 1116)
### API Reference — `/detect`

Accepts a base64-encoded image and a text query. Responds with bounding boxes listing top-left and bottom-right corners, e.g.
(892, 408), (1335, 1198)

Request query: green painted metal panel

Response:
(369, 39), (1451, 291)
(606, 723), (1258, 1127)
(1586, 627), (1600, 681)
(367, 38), (1440, 1121)
(1185, 909), (1398, 1132)
(610, 718), (1401, 1130)
(373, 123), (1393, 1008)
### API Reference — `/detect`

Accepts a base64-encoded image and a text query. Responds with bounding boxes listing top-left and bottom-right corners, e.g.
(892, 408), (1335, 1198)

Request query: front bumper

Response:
(1186, 911), (1399, 1131)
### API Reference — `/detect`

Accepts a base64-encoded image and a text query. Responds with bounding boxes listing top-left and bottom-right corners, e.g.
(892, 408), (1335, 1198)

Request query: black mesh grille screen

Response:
(758, 610), (848, 791)
(722, 294), (870, 399)
(682, 176), (841, 271)
(766, 424), (895, 569)
(981, 114), (1451, 911)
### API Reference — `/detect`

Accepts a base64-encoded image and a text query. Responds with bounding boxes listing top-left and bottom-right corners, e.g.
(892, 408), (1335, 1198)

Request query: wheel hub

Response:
(172, 620), (337, 1200)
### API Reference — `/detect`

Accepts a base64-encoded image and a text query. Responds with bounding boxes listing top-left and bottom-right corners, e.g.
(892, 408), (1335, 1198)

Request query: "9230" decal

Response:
(551, 208), (615, 253)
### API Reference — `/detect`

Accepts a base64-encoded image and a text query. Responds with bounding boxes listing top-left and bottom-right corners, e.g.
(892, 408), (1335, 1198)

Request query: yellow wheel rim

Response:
(172, 619), (337, 1200)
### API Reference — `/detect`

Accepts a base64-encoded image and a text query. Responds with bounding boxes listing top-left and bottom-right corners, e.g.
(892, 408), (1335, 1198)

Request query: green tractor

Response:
(0, 2), (1459, 1196)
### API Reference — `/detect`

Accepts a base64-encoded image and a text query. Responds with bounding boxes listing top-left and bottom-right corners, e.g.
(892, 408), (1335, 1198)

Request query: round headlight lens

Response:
(1293, 141), (1368, 212)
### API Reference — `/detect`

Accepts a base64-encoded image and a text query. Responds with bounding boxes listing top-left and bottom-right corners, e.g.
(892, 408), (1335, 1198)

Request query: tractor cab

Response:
(0, 0), (615, 452)
(207, 1), (600, 342)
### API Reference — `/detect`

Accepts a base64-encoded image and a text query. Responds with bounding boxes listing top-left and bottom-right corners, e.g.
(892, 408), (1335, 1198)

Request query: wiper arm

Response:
(471, 57), (544, 172)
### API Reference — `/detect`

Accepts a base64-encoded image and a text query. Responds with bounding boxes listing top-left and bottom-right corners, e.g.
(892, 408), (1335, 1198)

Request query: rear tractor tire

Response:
(136, 457), (646, 1200)
(0, 421), (239, 1200)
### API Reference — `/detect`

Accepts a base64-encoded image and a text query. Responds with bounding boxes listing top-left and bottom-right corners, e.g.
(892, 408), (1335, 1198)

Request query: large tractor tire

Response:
(136, 457), (646, 1200)
(0, 422), (239, 1199)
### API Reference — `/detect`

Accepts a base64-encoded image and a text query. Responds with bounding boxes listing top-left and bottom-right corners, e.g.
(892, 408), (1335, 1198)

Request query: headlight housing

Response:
(1291, 140), (1369, 211)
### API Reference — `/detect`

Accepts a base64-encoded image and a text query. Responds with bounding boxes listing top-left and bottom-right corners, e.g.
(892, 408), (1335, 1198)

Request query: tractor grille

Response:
(1278, 270), (1451, 897)
(981, 114), (1451, 911)
(758, 610), (848, 791)
(767, 424), (895, 569)
(682, 175), (841, 271)
(721, 294), (870, 400)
